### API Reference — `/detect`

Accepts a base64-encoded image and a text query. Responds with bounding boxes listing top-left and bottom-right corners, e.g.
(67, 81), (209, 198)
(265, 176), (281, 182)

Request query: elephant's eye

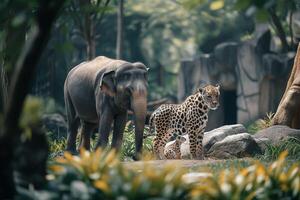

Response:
(119, 73), (130, 81)
(124, 74), (131, 80)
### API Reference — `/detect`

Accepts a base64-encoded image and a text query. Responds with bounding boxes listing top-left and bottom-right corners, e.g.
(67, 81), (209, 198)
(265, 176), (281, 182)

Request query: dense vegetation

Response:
(1, 0), (300, 199)
(16, 150), (300, 200)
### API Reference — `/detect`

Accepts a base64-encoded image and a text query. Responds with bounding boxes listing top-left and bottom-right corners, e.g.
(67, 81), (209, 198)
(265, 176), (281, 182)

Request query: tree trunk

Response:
(0, 66), (8, 113)
(116, 0), (124, 59)
(271, 43), (300, 128)
(86, 16), (96, 60)
(0, 1), (65, 197)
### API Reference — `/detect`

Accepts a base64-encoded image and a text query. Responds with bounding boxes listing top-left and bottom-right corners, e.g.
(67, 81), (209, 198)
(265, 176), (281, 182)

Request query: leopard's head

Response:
(198, 84), (220, 110)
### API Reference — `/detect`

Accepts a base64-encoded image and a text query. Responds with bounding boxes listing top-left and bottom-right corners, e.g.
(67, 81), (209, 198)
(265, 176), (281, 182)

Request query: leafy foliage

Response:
(247, 112), (274, 134)
(191, 151), (300, 200)
(17, 149), (300, 199)
(120, 125), (153, 160)
(44, 149), (190, 199)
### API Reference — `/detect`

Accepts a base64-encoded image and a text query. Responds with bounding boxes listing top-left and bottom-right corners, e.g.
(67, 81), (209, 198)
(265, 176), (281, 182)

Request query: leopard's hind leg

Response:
(153, 127), (174, 159)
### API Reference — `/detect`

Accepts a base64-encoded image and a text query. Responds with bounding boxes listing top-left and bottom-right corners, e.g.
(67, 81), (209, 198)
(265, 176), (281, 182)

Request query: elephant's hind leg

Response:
(65, 86), (80, 154)
(66, 118), (80, 154)
(79, 122), (96, 151)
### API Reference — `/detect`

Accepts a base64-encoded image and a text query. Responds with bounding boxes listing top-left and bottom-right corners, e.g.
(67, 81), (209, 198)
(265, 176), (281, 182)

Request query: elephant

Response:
(64, 56), (148, 159)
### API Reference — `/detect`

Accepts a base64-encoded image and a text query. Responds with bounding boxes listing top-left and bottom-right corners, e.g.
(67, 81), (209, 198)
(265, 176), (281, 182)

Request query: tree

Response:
(116, 0), (124, 59)
(234, 0), (298, 52)
(68, 0), (111, 60)
(0, 0), (65, 197)
(271, 43), (300, 128)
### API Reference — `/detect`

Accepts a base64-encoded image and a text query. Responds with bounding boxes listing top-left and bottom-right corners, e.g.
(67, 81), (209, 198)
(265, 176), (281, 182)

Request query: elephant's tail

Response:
(64, 79), (77, 128)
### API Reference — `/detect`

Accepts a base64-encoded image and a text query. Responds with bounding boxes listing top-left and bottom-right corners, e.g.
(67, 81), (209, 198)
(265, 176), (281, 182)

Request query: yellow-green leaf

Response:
(210, 0), (224, 10)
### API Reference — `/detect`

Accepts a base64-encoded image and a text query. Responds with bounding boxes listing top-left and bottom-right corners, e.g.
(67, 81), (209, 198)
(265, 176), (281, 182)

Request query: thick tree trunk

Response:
(271, 43), (300, 128)
(0, 1), (65, 197)
(116, 0), (124, 59)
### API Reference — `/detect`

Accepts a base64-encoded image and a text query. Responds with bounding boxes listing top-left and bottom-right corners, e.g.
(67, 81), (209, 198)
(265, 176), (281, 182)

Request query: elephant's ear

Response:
(99, 70), (116, 97)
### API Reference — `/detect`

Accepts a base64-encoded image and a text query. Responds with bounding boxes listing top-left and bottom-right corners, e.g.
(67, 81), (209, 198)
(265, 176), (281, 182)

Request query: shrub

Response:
(16, 150), (300, 200)
(46, 149), (190, 199)
(191, 151), (300, 200)
(120, 125), (153, 160)
(247, 112), (274, 134)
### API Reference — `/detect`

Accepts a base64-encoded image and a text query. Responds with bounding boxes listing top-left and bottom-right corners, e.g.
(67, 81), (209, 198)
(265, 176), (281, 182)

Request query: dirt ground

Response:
(122, 159), (245, 171)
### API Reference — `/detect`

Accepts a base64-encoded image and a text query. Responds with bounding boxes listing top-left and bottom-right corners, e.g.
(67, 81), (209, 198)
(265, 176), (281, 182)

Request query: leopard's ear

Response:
(215, 84), (220, 90)
(198, 87), (204, 94)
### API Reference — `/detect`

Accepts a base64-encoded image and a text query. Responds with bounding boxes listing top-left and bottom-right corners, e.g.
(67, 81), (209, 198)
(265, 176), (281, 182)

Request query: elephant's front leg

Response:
(96, 108), (113, 149)
(111, 113), (127, 150)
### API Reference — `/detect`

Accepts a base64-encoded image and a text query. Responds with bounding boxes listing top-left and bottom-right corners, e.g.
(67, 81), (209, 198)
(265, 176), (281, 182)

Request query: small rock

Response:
(180, 135), (190, 159)
(42, 113), (67, 139)
(182, 172), (213, 184)
(207, 133), (261, 159)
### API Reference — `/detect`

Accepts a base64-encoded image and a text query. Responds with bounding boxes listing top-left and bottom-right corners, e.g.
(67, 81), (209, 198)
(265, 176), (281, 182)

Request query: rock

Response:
(253, 125), (300, 146)
(182, 172), (213, 184)
(178, 124), (247, 158)
(203, 124), (246, 152)
(254, 137), (270, 152)
(180, 135), (191, 159)
(206, 133), (261, 159)
(42, 113), (67, 139)
(236, 42), (261, 123)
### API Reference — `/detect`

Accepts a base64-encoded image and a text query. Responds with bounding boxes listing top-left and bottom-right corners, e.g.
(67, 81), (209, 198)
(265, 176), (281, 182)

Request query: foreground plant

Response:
(17, 149), (300, 199)
(47, 148), (190, 199)
(191, 151), (300, 200)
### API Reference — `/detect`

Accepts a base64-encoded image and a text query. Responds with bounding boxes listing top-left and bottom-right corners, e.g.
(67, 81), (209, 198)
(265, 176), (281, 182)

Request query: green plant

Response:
(16, 149), (300, 199)
(258, 137), (300, 161)
(45, 149), (191, 199)
(120, 125), (153, 160)
(191, 151), (300, 200)
(247, 112), (274, 134)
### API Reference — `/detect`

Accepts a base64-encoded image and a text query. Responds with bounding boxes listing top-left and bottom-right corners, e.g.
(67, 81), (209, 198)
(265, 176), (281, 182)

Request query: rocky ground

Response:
(178, 124), (300, 159)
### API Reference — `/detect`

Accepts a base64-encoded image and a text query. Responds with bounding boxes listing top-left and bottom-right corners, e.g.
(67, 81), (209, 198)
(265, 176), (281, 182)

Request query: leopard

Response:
(149, 84), (220, 160)
(164, 134), (186, 159)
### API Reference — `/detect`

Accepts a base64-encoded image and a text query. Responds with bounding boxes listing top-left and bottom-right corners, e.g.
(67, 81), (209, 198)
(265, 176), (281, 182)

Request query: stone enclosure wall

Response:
(178, 28), (295, 131)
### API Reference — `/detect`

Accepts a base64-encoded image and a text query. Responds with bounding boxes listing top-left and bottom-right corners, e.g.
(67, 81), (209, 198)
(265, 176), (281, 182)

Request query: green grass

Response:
(247, 112), (274, 134)
(47, 125), (154, 161)
(257, 137), (300, 161)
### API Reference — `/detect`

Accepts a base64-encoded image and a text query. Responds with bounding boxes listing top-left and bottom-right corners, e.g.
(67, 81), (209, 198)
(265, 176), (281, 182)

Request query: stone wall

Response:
(178, 29), (295, 130)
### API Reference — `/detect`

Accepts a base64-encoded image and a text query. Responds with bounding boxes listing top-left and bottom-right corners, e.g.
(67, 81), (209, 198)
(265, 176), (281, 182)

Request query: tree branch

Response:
(268, 8), (290, 52)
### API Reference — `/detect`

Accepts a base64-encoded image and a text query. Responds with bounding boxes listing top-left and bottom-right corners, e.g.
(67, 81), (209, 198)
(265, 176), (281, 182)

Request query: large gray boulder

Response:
(253, 125), (300, 146)
(179, 124), (248, 159)
(203, 124), (246, 152)
(206, 133), (261, 159)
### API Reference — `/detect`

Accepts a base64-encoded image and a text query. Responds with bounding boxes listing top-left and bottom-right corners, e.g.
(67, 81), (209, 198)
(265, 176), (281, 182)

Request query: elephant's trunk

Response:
(131, 84), (147, 159)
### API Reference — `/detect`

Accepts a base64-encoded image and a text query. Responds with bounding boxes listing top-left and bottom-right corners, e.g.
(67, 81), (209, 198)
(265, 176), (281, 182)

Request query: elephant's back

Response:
(68, 56), (126, 80)
(64, 56), (129, 123)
